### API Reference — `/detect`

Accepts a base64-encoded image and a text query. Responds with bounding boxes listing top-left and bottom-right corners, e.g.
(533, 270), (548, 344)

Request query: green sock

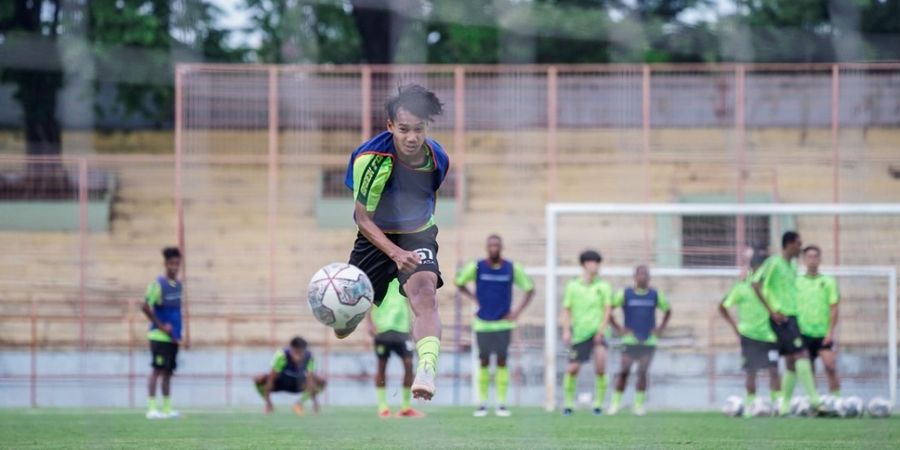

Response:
(416, 337), (440, 372)
(795, 359), (820, 405)
(635, 391), (646, 408)
(376, 387), (388, 411)
(563, 374), (576, 409)
(162, 396), (171, 414)
(478, 367), (490, 405)
(496, 367), (510, 405)
(300, 391), (310, 404)
(770, 390), (780, 405)
(745, 393), (756, 408)
(781, 370), (796, 414)
(402, 387), (411, 409)
(255, 383), (265, 398)
(147, 397), (157, 411)
(611, 390), (623, 410)
(593, 374), (608, 408)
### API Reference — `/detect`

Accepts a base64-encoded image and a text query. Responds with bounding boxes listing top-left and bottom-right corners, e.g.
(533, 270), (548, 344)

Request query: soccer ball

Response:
(722, 395), (744, 417)
(866, 397), (892, 418)
(836, 396), (864, 418)
(818, 394), (839, 417)
(748, 398), (773, 417)
(307, 263), (374, 332)
(790, 396), (812, 417)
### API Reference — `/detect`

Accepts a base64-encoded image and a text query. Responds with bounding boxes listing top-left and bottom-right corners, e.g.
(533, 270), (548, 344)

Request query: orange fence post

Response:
(546, 66), (558, 201)
(831, 64), (841, 264)
(641, 65), (652, 261)
(128, 299), (136, 408)
(78, 158), (88, 351)
(361, 65), (372, 142)
(174, 65), (190, 348)
(30, 298), (37, 408)
(734, 65), (746, 264)
(268, 67), (280, 346)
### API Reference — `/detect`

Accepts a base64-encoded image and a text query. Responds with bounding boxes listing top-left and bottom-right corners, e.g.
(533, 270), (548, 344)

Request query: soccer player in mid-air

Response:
(366, 280), (424, 418)
(342, 84), (449, 400)
(560, 250), (613, 416)
(608, 265), (671, 416)
(797, 245), (841, 396)
(253, 336), (325, 415)
(752, 231), (821, 415)
(140, 247), (183, 419)
(719, 254), (781, 416)
(456, 234), (535, 417)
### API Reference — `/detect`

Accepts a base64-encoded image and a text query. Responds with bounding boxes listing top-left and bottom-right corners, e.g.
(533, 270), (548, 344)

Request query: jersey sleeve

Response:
(306, 355), (316, 373)
(145, 281), (161, 307)
(352, 153), (392, 213)
(270, 351), (287, 372)
(512, 263), (534, 291)
(827, 277), (840, 305)
(656, 290), (671, 312)
(751, 258), (769, 285)
(600, 282), (613, 307)
(722, 284), (739, 308)
(611, 290), (625, 308)
(454, 261), (478, 286)
(562, 281), (574, 309)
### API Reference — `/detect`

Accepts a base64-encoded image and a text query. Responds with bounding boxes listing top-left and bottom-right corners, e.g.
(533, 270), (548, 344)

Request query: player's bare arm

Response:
(595, 305), (612, 344)
(825, 304), (839, 345)
(561, 307), (572, 345)
(507, 287), (535, 321)
(263, 369), (277, 413)
(353, 201), (420, 273)
(718, 301), (740, 337)
(653, 309), (672, 336)
(140, 301), (171, 336)
(751, 281), (784, 323)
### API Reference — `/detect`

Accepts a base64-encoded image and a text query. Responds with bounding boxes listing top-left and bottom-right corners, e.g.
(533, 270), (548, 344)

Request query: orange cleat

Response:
(396, 407), (426, 418)
(378, 408), (392, 418)
(292, 403), (304, 416)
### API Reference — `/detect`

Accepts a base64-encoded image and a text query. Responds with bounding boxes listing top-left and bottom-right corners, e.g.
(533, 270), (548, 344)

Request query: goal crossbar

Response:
(543, 203), (900, 412)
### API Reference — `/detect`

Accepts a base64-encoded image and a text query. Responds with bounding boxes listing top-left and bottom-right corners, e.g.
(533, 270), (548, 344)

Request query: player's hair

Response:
(579, 249), (602, 264)
(634, 264), (649, 274)
(385, 84), (444, 123)
(782, 231), (800, 249)
(487, 234), (502, 243)
(290, 336), (307, 350)
(803, 245), (821, 255)
(749, 253), (767, 269)
(162, 247), (181, 260)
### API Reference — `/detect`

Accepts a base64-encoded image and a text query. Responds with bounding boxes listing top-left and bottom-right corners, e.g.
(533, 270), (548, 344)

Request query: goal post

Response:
(543, 203), (900, 412)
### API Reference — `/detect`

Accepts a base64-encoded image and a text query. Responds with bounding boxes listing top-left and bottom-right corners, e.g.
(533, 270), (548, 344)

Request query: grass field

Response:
(2, 407), (898, 449)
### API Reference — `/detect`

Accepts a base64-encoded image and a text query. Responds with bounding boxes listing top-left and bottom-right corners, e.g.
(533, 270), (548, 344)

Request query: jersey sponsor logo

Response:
(413, 248), (436, 265)
(478, 274), (512, 282)
(626, 299), (657, 308)
(358, 155), (387, 199)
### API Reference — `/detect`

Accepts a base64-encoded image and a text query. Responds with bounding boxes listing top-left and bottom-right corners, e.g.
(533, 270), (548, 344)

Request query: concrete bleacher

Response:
(1, 128), (899, 350)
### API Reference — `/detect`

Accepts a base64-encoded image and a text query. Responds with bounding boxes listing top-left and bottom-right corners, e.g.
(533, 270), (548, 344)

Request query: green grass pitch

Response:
(2, 407), (898, 449)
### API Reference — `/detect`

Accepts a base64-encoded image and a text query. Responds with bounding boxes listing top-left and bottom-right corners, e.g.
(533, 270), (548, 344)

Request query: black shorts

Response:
(375, 331), (413, 360)
(770, 316), (804, 355)
(801, 335), (834, 361)
(476, 330), (512, 360)
(568, 335), (607, 363)
(623, 344), (656, 360)
(740, 336), (779, 371)
(272, 373), (305, 394)
(150, 340), (178, 372)
(348, 226), (443, 306)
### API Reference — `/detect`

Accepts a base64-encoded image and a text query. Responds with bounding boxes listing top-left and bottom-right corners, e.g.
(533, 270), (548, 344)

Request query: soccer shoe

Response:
(292, 403), (305, 416)
(411, 364), (436, 400)
(396, 407), (425, 418)
(473, 406), (488, 418)
(607, 404), (620, 416)
(378, 407), (392, 418)
(145, 409), (164, 420)
(633, 405), (647, 416)
(163, 410), (181, 419)
(592, 407), (603, 416)
(562, 408), (574, 416)
(495, 406), (511, 417)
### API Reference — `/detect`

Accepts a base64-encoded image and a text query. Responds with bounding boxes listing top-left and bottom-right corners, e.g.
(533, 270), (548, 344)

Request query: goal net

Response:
(540, 203), (900, 411)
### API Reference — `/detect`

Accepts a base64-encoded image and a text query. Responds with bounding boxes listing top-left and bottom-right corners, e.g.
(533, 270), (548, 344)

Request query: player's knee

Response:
(496, 358), (507, 367)
(479, 358), (490, 367)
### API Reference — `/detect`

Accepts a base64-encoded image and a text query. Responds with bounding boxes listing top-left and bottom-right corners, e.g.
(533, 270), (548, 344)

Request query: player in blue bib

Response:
(254, 336), (325, 415)
(609, 265), (671, 416)
(343, 85), (448, 401)
(140, 247), (183, 419)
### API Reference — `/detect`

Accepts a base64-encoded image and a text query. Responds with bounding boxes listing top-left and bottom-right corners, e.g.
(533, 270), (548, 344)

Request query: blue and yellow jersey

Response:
(343, 131), (450, 233)
(145, 275), (182, 343)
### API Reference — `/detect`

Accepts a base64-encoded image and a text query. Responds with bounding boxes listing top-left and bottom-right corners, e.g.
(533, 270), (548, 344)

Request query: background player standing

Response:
(797, 245), (841, 396)
(253, 337), (325, 415)
(455, 234), (535, 417)
(560, 250), (612, 416)
(140, 247), (183, 420)
(609, 265), (671, 416)
(366, 280), (424, 418)
(343, 84), (449, 400)
(719, 254), (781, 416)
(752, 231), (821, 415)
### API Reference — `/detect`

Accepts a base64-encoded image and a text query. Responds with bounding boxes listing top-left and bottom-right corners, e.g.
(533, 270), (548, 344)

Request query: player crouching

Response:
(254, 337), (325, 415)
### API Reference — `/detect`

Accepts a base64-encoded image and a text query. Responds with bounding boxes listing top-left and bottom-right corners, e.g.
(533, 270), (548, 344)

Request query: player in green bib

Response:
(797, 245), (841, 396)
(366, 279), (423, 418)
(456, 234), (535, 417)
(752, 231), (821, 414)
(253, 336), (325, 415)
(561, 250), (613, 416)
(719, 254), (781, 416)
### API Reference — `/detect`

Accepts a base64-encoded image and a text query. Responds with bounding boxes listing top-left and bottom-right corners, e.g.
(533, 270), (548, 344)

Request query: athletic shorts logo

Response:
(413, 248), (435, 265)
(376, 344), (385, 356)
(793, 338), (803, 348)
(768, 350), (779, 362)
